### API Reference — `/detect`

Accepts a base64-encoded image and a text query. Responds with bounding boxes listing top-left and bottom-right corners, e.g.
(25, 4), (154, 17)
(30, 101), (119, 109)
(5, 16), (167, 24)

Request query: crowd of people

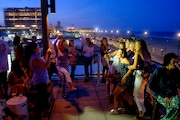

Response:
(99, 37), (180, 120)
(0, 33), (180, 119)
(0, 32), (95, 118)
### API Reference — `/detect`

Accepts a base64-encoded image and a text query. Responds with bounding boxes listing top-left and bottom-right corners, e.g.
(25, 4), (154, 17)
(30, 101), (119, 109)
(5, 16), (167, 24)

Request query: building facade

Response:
(1, 7), (42, 35)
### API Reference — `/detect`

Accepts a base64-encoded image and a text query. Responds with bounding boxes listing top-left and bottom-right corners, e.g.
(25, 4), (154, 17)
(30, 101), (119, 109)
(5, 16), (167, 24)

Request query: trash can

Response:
(7, 96), (29, 120)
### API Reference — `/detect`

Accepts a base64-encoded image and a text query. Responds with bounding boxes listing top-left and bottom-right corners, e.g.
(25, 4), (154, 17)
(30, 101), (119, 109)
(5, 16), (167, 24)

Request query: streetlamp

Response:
(127, 30), (130, 37)
(116, 30), (119, 38)
(144, 31), (148, 37)
(177, 32), (180, 58)
(95, 28), (98, 32)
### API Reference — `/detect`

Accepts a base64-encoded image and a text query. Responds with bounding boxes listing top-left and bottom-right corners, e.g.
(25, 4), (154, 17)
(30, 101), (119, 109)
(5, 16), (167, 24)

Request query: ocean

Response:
(132, 31), (179, 40)
(97, 31), (180, 55)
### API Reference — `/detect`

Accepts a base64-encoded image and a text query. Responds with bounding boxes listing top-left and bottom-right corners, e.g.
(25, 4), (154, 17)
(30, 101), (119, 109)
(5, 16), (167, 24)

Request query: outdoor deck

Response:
(49, 77), (136, 120)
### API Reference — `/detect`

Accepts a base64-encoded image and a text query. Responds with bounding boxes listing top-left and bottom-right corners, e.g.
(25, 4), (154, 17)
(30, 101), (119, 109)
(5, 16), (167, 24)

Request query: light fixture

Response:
(49, 0), (55, 13)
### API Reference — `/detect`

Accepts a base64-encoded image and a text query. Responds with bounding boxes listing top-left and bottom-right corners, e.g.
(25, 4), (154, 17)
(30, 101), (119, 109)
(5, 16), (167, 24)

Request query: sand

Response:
(96, 34), (180, 64)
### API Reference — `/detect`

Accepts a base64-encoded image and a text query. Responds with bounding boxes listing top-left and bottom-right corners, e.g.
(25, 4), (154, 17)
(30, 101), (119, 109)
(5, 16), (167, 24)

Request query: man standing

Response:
(0, 39), (10, 98)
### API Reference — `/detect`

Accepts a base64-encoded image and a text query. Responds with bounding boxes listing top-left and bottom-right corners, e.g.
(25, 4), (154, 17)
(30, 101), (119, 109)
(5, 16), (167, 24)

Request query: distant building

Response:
(56, 21), (63, 31)
(0, 7), (42, 36)
(78, 28), (95, 37)
(4, 7), (41, 28)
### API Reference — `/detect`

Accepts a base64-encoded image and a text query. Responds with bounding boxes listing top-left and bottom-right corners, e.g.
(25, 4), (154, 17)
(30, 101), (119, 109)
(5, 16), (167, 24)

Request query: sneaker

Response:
(117, 107), (126, 113)
(71, 87), (77, 91)
(62, 93), (68, 98)
(109, 109), (119, 115)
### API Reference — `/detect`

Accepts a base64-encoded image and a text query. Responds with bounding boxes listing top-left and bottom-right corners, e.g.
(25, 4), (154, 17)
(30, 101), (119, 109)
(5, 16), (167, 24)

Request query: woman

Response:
(100, 37), (109, 83)
(28, 42), (52, 117)
(55, 39), (77, 98)
(149, 53), (180, 120)
(122, 39), (151, 119)
(109, 48), (132, 114)
(82, 38), (94, 82)
(125, 39), (135, 65)
(13, 36), (25, 68)
(8, 60), (29, 97)
(68, 40), (78, 81)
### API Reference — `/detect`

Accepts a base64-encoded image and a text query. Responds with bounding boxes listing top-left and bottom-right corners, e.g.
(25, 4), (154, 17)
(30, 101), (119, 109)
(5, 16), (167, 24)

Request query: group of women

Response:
(100, 37), (180, 119)
(101, 38), (151, 118)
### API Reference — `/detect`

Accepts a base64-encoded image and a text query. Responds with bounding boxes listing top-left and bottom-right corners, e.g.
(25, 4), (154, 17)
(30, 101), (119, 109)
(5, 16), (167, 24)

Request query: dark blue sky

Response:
(0, 0), (180, 32)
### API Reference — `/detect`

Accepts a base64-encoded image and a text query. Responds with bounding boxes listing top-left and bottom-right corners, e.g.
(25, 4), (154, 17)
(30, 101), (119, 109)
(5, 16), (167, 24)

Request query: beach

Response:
(95, 33), (180, 64)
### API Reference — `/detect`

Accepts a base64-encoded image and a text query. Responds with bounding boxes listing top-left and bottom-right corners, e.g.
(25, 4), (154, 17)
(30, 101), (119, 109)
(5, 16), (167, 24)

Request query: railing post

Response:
(96, 54), (102, 86)
(41, 0), (49, 55)
(90, 61), (92, 78)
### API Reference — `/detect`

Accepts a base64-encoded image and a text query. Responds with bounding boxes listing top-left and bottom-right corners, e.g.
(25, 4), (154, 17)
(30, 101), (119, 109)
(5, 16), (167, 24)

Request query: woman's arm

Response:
(22, 68), (29, 84)
(148, 68), (161, 97)
(177, 88), (180, 100)
(108, 50), (118, 57)
(54, 32), (63, 45)
(121, 69), (133, 84)
(69, 47), (77, 56)
(121, 52), (137, 84)
(32, 49), (51, 68)
(54, 33), (63, 56)
(128, 51), (138, 70)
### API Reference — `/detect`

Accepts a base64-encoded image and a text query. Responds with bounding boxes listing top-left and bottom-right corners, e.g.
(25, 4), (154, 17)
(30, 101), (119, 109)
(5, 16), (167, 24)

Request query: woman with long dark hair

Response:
(100, 37), (109, 82)
(8, 60), (29, 97)
(68, 40), (78, 81)
(125, 39), (151, 119)
(28, 42), (52, 118)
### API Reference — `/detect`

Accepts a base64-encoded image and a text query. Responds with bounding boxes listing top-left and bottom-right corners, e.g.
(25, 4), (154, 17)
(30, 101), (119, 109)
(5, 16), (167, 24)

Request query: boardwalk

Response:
(50, 78), (135, 120)
(5, 38), (163, 120)
(48, 39), (164, 120)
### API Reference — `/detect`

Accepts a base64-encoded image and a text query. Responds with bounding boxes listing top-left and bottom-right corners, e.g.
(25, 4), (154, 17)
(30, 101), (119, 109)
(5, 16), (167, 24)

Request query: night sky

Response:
(0, 0), (180, 32)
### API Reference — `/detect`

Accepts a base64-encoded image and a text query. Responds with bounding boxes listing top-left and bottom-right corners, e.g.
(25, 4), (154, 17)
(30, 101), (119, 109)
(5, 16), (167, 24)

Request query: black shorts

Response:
(0, 71), (7, 82)
(49, 62), (58, 74)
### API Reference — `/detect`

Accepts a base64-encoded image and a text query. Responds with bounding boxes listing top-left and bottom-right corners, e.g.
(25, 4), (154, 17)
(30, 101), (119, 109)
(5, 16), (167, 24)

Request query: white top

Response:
(83, 44), (94, 57)
(0, 40), (10, 73)
(111, 55), (120, 68)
